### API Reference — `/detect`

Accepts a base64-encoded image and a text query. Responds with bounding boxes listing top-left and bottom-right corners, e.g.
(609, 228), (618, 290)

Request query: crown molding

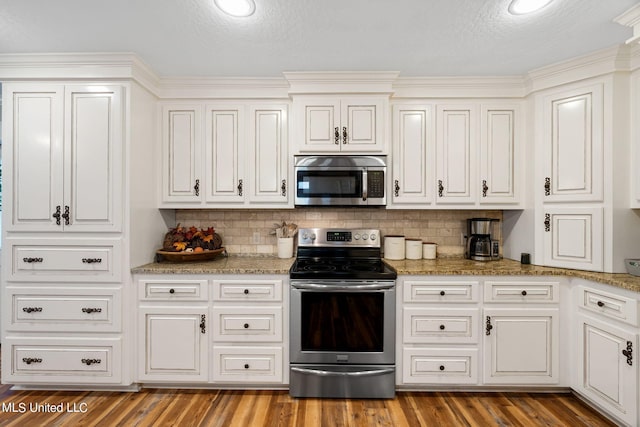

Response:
(392, 76), (526, 98)
(615, 3), (640, 45)
(157, 77), (290, 99)
(283, 71), (400, 94)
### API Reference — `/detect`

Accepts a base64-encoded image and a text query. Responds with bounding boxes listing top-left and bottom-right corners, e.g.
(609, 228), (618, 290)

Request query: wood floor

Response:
(0, 382), (617, 427)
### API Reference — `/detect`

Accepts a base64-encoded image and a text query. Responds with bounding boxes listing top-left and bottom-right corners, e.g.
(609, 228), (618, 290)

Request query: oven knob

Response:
(370, 233), (377, 241)
(354, 233), (361, 240)
(362, 234), (369, 240)
(310, 233), (316, 241)
(302, 232), (309, 241)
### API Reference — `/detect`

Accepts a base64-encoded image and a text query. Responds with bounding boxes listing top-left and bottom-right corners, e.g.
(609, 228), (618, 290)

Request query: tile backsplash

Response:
(175, 209), (503, 257)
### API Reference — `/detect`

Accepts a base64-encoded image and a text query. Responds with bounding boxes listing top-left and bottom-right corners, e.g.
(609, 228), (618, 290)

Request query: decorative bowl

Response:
(624, 259), (640, 276)
(156, 247), (226, 263)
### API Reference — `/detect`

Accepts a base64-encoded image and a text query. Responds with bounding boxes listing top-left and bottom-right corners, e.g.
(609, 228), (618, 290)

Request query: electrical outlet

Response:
(252, 232), (261, 244)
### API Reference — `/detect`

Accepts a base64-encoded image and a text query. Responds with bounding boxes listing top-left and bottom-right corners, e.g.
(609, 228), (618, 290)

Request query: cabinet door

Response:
(138, 307), (208, 382)
(64, 85), (123, 232)
(483, 308), (559, 384)
(435, 105), (477, 204)
(4, 84), (64, 232)
(633, 72), (640, 208)
(161, 105), (203, 203)
(480, 106), (519, 205)
(391, 105), (433, 205)
(541, 84), (603, 202)
(298, 99), (341, 152)
(205, 105), (245, 203)
(576, 314), (637, 426)
(542, 208), (603, 272)
(247, 105), (290, 205)
(340, 98), (384, 152)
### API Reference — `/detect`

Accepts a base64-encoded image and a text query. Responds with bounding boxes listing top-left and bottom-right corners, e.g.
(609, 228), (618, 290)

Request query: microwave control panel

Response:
(367, 171), (385, 198)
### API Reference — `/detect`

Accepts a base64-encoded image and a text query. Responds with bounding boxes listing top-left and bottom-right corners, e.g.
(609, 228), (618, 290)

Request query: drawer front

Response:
(213, 280), (282, 302)
(140, 279), (208, 301)
(579, 287), (638, 326)
(404, 280), (479, 303)
(5, 337), (122, 384)
(8, 287), (120, 332)
(484, 281), (559, 303)
(212, 307), (282, 342)
(403, 308), (479, 344)
(212, 346), (283, 383)
(10, 240), (121, 282)
(403, 348), (478, 384)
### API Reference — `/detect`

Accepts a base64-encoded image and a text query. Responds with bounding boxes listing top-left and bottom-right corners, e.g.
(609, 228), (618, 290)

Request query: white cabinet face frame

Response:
(391, 104), (434, 205)
(161, 105), (203, 203)
(479, 105), (519, 205)
(205, 105), (245, 203)
(541, 84), (604, 203)
(247, 104), (290, 205)
(542, 208), (604, 272)
(435, 105), (477, 204)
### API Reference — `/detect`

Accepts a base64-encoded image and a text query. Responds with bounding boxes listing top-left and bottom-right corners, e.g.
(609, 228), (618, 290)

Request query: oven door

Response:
(290, 281), (395, 365)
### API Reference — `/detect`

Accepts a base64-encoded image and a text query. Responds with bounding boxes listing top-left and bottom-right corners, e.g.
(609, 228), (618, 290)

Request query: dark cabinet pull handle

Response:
(62, 205), (70, 225)
(244, 289), (249, 295)
(281, 179), (287, 197)
(439, 365), (445, 371)
(200, 314), (206, 334)
(394, 180), (400, 197)
(438, 180), (444, 197)
(334, 127), (340, 145)
(237, 179), (243, 196)
(439, 324), (445, 330)
(622, 341), (633, 366)
(482, 180), (488, 197)
(23, 357), (42, 365)
(440, 290), (446, 296)
(244, 364), (250, 369)
(597, 301), (604, 307)
(82, 258), (102, 264)
(342, 126), (348, 144)
(22, 307), (43, 313)
(486, 316), (493, 336)
(544, 177), (551, 196)
(544, 213), (551, 232)
(244, 323), (250, 329)
(52, 205), (62, 225)
(23, 257), (43, 263)
(81, 358), (101, 366)
(82, 308), (102, 314)
(521, 290), (527, 296)
(194, 179), (200, 196)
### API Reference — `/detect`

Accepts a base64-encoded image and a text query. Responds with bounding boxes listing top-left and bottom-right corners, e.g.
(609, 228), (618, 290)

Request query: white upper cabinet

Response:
(435, 105), (477, 205)
(247, 104), (290, 205)
(539, 83), (604, 203)
(391, 104), (434, 205)
(479, 105), (520, 205)
(161, 105), (203, 203)
(294, 96), (386, 153)
(4, 84), (123, 233)
(205, 105), (245, 203)
(632, 71), (640, 208)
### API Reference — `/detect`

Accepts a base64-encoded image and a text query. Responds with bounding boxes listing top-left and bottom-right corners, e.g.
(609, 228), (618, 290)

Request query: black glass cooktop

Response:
(289, 257), (397, 280)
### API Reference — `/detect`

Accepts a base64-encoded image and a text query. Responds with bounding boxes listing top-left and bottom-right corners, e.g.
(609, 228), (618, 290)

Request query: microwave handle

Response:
(362, 169), (368, 202)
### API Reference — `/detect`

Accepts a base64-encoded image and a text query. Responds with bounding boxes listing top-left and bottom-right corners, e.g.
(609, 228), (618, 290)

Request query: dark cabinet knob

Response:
(169, 288), (175, 294)
(597, 301), (604, 307)
(244, 289), (249, 295)
(521, 290), (527, 296)
(439, 365), (445, 371)
(439, 324), (445, 330)
(244, 364), (250, 369)
(244, 323), (249, 329)
(440, 290), (446, 296)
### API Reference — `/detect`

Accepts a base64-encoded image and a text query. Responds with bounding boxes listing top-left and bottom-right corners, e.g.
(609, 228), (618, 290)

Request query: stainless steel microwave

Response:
(294, 155), (387, 206)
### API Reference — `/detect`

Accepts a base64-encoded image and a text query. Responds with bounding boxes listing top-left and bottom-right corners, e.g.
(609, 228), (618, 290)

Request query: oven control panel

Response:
(298, 228), (380, 247)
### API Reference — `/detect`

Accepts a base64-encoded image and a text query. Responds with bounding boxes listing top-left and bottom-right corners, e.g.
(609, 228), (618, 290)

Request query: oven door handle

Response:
(291, 367), (395, 377)
(291, 283), (395, 291)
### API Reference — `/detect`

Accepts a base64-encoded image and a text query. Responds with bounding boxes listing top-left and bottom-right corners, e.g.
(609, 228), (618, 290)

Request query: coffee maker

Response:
(465, 218), (500, 261)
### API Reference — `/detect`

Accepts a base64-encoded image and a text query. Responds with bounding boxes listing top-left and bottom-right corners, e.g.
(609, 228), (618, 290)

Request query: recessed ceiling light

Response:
(508, 0), (553, 15)
(214, 0), (256, 17)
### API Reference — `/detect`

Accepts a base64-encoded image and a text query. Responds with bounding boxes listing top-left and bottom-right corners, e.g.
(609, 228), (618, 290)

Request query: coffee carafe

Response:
(465, 218), (500, 261)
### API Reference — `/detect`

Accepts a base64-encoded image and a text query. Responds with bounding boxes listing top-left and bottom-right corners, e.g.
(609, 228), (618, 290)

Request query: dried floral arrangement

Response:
(270, 221), (298, 238)
(162, 224), (222, 252)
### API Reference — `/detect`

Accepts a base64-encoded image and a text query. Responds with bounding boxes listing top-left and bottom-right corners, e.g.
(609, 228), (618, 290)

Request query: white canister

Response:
(277, 237), (294, 258)
(384, 235), (405, 260)
(423, 242), (437, 260)
(405, 238), (423, 260)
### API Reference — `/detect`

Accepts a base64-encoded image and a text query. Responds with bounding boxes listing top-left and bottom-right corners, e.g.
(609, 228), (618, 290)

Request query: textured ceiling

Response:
(0, 0), (636, 77)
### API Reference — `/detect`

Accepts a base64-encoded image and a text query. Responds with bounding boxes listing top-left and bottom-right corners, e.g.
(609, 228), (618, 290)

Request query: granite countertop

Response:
(131, 256), (640, 293)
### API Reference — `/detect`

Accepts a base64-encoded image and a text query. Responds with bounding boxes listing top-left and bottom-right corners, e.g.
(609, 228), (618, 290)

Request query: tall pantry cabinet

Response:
(0, 58), (166, 388)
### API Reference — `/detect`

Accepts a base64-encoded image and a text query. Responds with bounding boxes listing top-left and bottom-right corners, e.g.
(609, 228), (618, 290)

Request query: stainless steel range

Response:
(289, 228), (397, 398)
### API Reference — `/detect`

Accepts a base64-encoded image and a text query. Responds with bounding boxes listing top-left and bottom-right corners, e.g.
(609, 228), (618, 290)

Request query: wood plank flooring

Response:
(0, 383), (617, 426)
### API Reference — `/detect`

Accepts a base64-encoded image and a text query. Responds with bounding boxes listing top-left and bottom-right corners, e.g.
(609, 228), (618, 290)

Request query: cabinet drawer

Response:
(4, 337), (121, 384)
(404, 280), (479, 303)
(403, 308), (479, 343)
(212, 346), (283, 383)
(9, 240), (121, 282)
(579, 287), (638, 326)
(8, 287), (120, 332)
(484, 281), (559, 303)
(140, 279), (208, 301)
(212, 307), (282, 342)
(403, 348), (478, 384)
(213, 279), (282, 302)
